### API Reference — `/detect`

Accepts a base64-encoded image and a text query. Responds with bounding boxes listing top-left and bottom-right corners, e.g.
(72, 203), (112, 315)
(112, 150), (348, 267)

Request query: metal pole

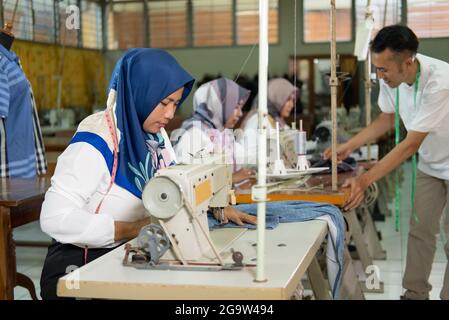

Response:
(365, 52), (372, 161)
(101, 0), (107, 52)
(143, 0), (149, 48)
(365, 2), (373, 161)
(330, 0), (338, 191)
(77, 0), (82, 47)
(255, 0), (269, 283)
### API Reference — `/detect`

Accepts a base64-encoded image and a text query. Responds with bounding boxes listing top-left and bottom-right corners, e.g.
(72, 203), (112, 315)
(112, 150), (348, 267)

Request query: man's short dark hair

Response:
(371, 25), (419, 55)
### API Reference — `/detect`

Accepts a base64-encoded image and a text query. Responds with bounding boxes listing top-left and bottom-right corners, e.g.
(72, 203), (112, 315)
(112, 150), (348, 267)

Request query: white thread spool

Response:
(272, 121), (287, 175)
(295, 120), (307, 156)
(295, 120), (309, 171)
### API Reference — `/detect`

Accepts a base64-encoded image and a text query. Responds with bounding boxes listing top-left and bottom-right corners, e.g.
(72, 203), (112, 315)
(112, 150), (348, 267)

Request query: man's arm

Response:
(343, 130), (428, 210)
(324, 112), (395, 160)
(346, 112), (396, 150)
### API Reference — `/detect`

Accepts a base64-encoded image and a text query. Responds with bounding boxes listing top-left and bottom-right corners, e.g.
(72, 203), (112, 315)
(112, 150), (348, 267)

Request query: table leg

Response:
(0, 206), (14, 300)
(346, 209), (373, 271)
(307, 256), (332, 300)
(340, 247), (365, 300)
(359, 205), (387, 260)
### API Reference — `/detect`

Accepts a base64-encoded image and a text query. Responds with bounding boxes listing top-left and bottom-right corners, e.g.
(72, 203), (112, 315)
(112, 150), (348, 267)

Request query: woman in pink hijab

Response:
(238, 78), (298, 165)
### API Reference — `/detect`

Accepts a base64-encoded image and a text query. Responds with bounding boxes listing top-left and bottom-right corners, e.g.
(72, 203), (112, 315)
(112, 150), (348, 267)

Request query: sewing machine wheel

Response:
(142, 176), (183, 219)
(137, 224), (170, 265)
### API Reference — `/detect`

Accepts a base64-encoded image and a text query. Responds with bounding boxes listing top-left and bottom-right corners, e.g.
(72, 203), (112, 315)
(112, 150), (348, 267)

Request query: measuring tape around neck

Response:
(394, 62), (421, 231)
(84, 110), (119, 264)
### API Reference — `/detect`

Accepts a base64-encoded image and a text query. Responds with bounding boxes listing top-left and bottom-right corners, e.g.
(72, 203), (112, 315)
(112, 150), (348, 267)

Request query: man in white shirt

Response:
(324, 25), (449, 300)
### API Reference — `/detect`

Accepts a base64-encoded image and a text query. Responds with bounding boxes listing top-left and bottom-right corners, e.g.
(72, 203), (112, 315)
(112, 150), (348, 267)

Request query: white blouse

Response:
(40, 140), (165, 249)
(238, 113), (290, 166)
(172, 125), (249, 169)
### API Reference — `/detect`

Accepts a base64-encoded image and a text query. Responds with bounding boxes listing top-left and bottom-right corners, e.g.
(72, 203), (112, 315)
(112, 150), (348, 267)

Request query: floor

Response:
(12, 162), (448, 300)
(362, 161), (447, 300)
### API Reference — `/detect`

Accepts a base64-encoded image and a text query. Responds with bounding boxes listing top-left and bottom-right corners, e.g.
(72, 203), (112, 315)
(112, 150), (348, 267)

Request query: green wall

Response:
(104, 0), (449, 117)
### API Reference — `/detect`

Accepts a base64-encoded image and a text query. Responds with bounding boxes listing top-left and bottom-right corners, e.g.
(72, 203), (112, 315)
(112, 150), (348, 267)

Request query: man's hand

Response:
(213, 206), (257, 225)
(323, 142), (353, 161)
(342, 175), (370, 211)
(232, 168), (256, 184)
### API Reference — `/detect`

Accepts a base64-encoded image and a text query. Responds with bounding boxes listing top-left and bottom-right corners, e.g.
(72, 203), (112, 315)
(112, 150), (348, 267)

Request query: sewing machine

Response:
(275, 125), (313, 170)
(123, 161), (248, 271)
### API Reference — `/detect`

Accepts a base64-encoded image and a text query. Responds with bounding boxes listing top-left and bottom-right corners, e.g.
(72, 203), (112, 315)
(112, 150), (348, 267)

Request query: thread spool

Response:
(295, 120), (307, 156)
(295, 120), (309, 171)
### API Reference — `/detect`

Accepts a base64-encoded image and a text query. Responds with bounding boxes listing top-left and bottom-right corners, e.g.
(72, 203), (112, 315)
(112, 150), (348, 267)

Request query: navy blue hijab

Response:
(110, 48), (194, 197)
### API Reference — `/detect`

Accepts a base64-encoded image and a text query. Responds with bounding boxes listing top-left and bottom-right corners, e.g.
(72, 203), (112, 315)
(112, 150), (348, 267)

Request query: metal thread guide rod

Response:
(365, 1), (373, 161)
(330, 0), (338, 191)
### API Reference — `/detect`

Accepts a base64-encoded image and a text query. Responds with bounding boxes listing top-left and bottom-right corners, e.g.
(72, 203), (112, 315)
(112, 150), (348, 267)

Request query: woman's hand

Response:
(232, 168), (256, 184)
(213, 206), (257, 226)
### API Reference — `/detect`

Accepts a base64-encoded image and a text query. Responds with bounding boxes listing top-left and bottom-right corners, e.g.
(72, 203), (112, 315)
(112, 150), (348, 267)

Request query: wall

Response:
(103, 0), (449, 117)
(12, 40), (106, 112)
(105, 1), (354, 116)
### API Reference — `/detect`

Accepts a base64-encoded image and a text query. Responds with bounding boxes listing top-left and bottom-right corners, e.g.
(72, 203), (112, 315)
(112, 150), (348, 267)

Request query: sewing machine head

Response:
(140, 162), (232, 263)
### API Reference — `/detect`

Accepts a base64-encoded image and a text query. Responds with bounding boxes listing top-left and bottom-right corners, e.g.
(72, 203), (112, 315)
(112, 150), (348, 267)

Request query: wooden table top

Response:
(234, 170), (359, 206)
(43, 136), (72, 152)
(0, 178), (51, 208)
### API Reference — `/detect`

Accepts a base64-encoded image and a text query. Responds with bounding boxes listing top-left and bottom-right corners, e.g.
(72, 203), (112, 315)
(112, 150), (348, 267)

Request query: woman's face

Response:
(280, 96), (295, 119)
(143, 87), (184, 133)
(224, 99), (245, 129)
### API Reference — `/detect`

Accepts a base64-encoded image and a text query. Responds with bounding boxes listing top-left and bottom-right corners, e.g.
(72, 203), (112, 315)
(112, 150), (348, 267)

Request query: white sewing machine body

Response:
(142, 163), (232, 262)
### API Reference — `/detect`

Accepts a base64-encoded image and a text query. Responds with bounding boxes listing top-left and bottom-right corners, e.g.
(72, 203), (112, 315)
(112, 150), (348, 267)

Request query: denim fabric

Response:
(208, 200), (344, 299)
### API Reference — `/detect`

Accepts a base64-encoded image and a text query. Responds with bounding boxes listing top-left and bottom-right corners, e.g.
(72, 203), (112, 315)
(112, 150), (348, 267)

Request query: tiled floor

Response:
(361, 162), (447, 300)
(12, 162), (448, 300)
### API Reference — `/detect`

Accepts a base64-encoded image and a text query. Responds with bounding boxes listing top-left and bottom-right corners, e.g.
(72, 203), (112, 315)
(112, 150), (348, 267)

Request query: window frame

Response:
(405, 0), (449, 40)
(301, 0), (354, 45)
(105, 0), (280, 51)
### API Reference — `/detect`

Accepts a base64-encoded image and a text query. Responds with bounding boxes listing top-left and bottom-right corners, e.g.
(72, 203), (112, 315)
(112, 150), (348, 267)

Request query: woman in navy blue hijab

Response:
(39, 49), (196, 299)
(105, 48), (195, 197)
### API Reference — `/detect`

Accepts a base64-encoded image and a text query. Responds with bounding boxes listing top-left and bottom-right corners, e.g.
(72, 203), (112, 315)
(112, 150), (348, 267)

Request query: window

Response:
(2, 0), (33, 41)
(107, 1), (144, 50)
(149, 0), (188, 48)
(407, 0), (449, 38)
(236, 0), (278, 45)
(355, 0), (401, 36)
(57, 0), (79, 47)
(81, 0), (103, 49)
(303, 0), (352, 43)
(192, 0), (232, 47)
(33, 0), (56, 43)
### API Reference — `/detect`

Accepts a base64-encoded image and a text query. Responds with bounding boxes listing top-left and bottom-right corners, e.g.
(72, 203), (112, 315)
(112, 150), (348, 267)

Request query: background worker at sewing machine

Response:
(238, 78), (299, 166)
(38, 49), (199, 300)
(170, 77), (256, 184)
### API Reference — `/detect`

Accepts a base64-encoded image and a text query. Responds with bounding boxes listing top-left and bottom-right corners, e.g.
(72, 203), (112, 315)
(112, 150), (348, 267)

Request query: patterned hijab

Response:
(72, 49), (194, 198)
(172, 78), (250, 145)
